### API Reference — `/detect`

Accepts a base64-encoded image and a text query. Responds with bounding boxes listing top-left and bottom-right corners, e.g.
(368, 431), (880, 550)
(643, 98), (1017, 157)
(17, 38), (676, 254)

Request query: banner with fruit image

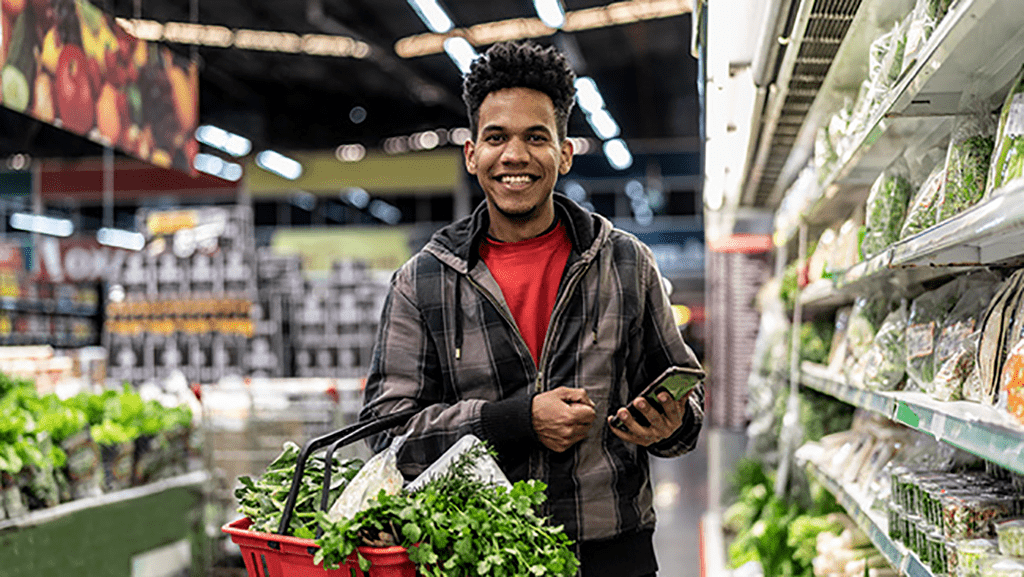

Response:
(1, 0), (198, 174)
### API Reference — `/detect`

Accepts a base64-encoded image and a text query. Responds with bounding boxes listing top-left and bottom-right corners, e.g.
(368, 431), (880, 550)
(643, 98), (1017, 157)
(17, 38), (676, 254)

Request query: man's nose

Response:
(501, 138), (529, 163)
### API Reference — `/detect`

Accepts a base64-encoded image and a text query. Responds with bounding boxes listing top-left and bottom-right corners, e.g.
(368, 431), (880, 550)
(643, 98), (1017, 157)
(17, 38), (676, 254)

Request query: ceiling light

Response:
(193, 153), (244, 181)
(196, 125), (252, 157)
(335, 144), (366, 162)
(344, 188), (371, 209)
(369, 199), (402, 225)
(443, 37), (478, 74)
(574, 77), (605, 114)
(255, 150), (303, 180)
(10, 213), (73, 237)
(587, 109), (620, 140)
(349, 106), (367, 124)
(448, 127), (472, 145)
(603, 139), (633, 170)
(533, 0), (566, 29)
(97, 228), (145, 251)
(395, 0), (693, 58)
(407, 0), (454, 33)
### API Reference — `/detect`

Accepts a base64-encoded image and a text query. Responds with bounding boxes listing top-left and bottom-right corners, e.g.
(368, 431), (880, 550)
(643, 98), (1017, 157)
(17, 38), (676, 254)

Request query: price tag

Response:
(899, 552), (912, 576)
(894, 401), (921, 428)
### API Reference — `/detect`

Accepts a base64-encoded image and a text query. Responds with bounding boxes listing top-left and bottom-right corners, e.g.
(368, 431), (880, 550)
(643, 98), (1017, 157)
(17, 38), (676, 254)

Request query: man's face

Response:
(464, 87), (573, 230)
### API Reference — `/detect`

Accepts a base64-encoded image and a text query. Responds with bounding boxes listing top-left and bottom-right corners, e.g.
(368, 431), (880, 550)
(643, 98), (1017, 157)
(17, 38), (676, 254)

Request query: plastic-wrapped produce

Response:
(933, 273), (1000, 384)
(986, 64), (1024, 198)
(900, 149), (947, 240)
(995, 519), (1024, 557)
(941, 493), (1017, 540)
(978, 269), (1024, 405)
(981, 557), (1024, 577)
(932, 332), (980, 402)
(862, 302), (909, 391)
(950, 539), (1001, 577)
(938, 110), (997, 222)
(906, 278), (963, 390)
(998, 339), (1024, 426)
(863, 160), (913, 257)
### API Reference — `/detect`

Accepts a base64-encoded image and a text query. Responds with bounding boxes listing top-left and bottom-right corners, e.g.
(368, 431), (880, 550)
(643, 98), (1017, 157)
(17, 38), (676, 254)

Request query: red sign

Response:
(1, 0), (198, 174)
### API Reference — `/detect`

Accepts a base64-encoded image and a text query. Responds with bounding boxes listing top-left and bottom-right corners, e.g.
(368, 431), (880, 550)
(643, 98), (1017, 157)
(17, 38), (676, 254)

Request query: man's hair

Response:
(462, 41), (577, 141)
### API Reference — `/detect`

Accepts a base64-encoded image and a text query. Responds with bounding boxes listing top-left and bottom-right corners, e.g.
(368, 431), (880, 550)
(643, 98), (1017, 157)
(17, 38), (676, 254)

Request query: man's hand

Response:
(607, 390), (691, 447)
(532, 387), (596, 453)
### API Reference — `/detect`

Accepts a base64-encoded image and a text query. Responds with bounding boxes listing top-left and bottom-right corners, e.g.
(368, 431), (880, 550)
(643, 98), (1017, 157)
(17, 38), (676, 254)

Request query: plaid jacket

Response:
(360, 193), (704, 542)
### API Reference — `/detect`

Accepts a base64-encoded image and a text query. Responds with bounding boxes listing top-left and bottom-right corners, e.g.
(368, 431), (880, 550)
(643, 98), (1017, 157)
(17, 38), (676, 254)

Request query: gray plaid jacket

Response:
(360, 193), (704, 542)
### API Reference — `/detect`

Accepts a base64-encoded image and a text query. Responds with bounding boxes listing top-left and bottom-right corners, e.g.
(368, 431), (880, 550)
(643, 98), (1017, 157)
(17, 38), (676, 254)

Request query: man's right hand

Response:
(532, 387), (596, 453)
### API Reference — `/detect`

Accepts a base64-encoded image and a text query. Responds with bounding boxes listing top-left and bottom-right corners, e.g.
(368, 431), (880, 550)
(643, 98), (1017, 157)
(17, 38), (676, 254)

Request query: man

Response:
(360, 40), (704, 577)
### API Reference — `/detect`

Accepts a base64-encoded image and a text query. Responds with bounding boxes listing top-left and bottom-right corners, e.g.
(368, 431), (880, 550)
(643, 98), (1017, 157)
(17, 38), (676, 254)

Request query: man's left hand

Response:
(607, 391), (690, 447)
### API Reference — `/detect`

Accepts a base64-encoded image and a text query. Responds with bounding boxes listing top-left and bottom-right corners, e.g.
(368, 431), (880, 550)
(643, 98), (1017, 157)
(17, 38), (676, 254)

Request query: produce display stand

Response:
(223, 409), (419, 577)
(0, 470), (209, 577)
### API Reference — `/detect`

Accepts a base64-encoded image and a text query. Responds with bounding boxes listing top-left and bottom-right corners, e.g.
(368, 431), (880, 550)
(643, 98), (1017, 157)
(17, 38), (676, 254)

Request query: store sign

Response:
(36, 237), (128, 283)
(0, 0), (198, 174)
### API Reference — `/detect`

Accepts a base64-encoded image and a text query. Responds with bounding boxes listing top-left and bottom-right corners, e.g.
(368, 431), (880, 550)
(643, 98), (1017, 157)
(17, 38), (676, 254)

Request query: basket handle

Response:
(276, 407), (419, 535)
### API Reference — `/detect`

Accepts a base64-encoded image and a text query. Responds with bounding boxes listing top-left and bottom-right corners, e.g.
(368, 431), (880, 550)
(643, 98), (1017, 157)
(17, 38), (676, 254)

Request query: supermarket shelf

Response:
(800, 362), (1024, 475)
(805, 462), (933, 577)
(0, 297), (99, 317)
(776, 0), (1024, 244)
(0, 470), (209, 532)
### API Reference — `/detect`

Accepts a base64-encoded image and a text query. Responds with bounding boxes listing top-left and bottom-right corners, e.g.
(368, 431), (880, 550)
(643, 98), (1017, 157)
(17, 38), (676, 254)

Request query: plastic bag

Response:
(985, 63), (1024, 198)
(934, 272), (1000, 376)
(406, 434), (511, 492)
(937, 108), (996, 223)
(905, 278), (963, 390)
(862, 158), (913, 258)
(862, 301), (909, 391)
(900, 156), (946, 239)
(880, 18), (910, 89)
(327, 435), (407, 522)
(843, 296), (892, 385)
(932, 331), (980, 402)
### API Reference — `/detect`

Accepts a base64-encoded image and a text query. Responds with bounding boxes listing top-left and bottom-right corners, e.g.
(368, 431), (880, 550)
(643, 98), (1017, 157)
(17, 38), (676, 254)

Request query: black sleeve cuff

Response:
(480, 394), (537, 453)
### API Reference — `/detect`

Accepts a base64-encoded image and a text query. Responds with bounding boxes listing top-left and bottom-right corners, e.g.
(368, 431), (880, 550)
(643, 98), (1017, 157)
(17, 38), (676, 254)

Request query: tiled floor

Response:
(651, 432), (708, 577)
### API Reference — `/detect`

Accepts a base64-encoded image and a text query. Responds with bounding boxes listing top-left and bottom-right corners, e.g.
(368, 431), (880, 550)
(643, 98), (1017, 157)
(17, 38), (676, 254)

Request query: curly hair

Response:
(462, 41), (577, 141)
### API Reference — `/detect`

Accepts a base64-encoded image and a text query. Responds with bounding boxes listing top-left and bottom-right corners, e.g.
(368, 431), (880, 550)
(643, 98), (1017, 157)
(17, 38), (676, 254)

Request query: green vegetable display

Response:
(906, 280), (963, 389)
(314, 442), (579, 577)
(863, 168), (912, 258)
(987, 64), (1024, 197)
(236, 442), (363, 539)
(939, 135), (995, 222)
(900, 162), (944, 239)
(863, 304), (909, 391)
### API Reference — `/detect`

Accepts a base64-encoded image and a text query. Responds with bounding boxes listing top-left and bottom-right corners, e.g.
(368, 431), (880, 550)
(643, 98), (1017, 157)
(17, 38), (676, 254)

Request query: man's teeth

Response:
(501, 175), (533, 184)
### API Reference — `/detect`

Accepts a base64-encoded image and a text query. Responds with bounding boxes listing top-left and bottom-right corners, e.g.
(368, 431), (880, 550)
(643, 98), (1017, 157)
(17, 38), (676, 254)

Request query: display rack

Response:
(800, 362), (1024, 475)
(804, 462), (933, 577)
(775, 0), (1024, 245)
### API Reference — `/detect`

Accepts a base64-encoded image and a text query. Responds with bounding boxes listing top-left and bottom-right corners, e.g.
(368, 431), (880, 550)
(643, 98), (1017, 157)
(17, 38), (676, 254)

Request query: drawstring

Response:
(454, 273), (463, 360)
(590, 262), (601, 344)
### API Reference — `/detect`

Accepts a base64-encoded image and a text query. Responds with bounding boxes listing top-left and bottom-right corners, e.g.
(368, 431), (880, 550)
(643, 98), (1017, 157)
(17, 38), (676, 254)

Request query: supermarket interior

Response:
(2, 0), (1024, 576)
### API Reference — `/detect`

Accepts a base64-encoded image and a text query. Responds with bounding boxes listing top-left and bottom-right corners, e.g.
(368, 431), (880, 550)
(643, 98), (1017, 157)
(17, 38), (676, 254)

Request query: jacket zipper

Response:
(535, 255), (597, 392)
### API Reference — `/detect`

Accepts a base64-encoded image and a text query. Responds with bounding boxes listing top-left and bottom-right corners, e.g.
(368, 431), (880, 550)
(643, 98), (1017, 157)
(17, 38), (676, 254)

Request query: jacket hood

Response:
(424, 192), (611, 273)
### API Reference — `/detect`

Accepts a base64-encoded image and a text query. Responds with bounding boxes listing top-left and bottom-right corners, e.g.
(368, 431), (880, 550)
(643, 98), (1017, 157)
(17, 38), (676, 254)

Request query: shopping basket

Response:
(222, 408), (420, 577)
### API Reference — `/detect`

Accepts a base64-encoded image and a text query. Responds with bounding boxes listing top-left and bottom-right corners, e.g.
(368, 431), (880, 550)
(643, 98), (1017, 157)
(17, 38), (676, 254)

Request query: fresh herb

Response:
(939, 135), (994, 222)
(235, 442), (363, 539)
(900, 163), (944, 239)
(863, 170), (912, 257)
(988, 65), (1024, 196)
(314, 442), (579, 577)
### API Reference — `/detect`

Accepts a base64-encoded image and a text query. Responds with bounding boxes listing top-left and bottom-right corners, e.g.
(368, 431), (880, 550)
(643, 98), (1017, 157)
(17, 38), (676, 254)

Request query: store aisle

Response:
(652, 432), (709, 577)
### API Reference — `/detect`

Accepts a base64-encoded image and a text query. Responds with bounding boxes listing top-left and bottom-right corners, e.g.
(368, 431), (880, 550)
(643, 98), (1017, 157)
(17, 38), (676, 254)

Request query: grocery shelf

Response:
(805, 462), (933, 577)
(800, 362), (1024, 475)
(0, 470), (209, 532)
(776, 0), (1024, 245)
(0, 297), (99, 317)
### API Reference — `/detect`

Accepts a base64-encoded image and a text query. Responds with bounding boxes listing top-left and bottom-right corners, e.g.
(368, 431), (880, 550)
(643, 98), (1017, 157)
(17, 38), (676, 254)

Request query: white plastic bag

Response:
(406, 434), (511, 492)
(327, 434), (407, 522)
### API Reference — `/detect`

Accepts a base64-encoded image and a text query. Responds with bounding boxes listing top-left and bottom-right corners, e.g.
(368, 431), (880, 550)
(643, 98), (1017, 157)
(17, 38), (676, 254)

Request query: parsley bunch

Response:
(314, 443), (579, 577)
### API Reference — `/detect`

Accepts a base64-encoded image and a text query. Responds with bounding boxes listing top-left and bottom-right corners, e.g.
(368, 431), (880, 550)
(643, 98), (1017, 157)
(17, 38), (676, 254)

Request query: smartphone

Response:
(610, 366), (705, 432)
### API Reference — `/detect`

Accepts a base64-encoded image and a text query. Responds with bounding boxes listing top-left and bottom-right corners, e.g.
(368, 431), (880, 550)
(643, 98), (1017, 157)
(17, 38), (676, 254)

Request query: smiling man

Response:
(360, 41), (705, 577)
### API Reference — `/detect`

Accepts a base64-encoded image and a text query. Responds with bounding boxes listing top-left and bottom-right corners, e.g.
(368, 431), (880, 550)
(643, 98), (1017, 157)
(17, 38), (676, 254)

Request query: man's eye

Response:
(528, 135), (548, 142)
(485, 134), (505, 142)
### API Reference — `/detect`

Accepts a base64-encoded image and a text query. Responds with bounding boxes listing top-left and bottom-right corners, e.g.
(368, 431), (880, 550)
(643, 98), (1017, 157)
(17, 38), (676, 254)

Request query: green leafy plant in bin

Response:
(315, 442), (579, 577)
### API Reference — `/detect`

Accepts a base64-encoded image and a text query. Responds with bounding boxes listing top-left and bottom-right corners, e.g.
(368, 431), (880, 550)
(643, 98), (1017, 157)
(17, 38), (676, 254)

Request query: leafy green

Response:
(314, 442), (579, 577)
(939, 135), (994, 222)
(863, 170), (912, 258)
(236, 441), (363, 538)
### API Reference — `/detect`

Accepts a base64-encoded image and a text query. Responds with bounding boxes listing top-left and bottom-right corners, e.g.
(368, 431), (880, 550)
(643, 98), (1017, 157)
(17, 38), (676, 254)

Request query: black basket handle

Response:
(276, 407), (418, 536)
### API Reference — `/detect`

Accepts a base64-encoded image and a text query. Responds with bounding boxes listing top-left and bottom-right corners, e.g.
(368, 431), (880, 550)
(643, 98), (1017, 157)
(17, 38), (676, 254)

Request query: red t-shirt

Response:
(479, 220), (572, 367)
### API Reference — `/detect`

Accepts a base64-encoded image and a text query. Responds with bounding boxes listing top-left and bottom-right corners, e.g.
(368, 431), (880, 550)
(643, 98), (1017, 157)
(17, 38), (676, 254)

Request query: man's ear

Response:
(464, 139), (478, 174)
(559, 138), (574, 175)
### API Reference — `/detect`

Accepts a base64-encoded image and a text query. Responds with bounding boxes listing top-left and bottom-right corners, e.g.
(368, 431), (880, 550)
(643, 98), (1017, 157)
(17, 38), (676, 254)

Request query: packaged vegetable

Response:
(952, 539), (1001, 577)
(933, 332), (980, 402)
(986, 63), (1024, 198)
(906, 278), (963, 390)
(979, 269), (1024, 405)
(938, 109), (997, 222)
(936, 273), (1000, 374)
(862, 301), (909, 391)
(999, 339), (1024, 426)
(995, 518), (1024, 557)
(862, 159), (913, 257)
(981, 557), (1024, 577)
(900, 148), (948, 239)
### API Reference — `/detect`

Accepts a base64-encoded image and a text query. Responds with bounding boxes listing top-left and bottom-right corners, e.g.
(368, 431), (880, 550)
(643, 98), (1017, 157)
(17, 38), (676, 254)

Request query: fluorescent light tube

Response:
(255, 150), (303, 180)
(407, 0), (454, 33)
(97, 228), (146, 251)
(533, 0), (565, 29)
(587, 109), (620, 139)
(444, 37), (478, 74)
(603, 138), (632, 170)
(10, 213), (73, 237)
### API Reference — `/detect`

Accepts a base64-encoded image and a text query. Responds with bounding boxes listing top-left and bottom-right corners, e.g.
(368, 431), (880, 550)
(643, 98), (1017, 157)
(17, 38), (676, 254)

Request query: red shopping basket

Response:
(222, 409), (420, 577)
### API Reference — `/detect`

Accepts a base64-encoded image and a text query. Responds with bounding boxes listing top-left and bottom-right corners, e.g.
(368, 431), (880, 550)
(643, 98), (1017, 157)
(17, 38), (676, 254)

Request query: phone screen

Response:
(610, 366), (704, 432)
